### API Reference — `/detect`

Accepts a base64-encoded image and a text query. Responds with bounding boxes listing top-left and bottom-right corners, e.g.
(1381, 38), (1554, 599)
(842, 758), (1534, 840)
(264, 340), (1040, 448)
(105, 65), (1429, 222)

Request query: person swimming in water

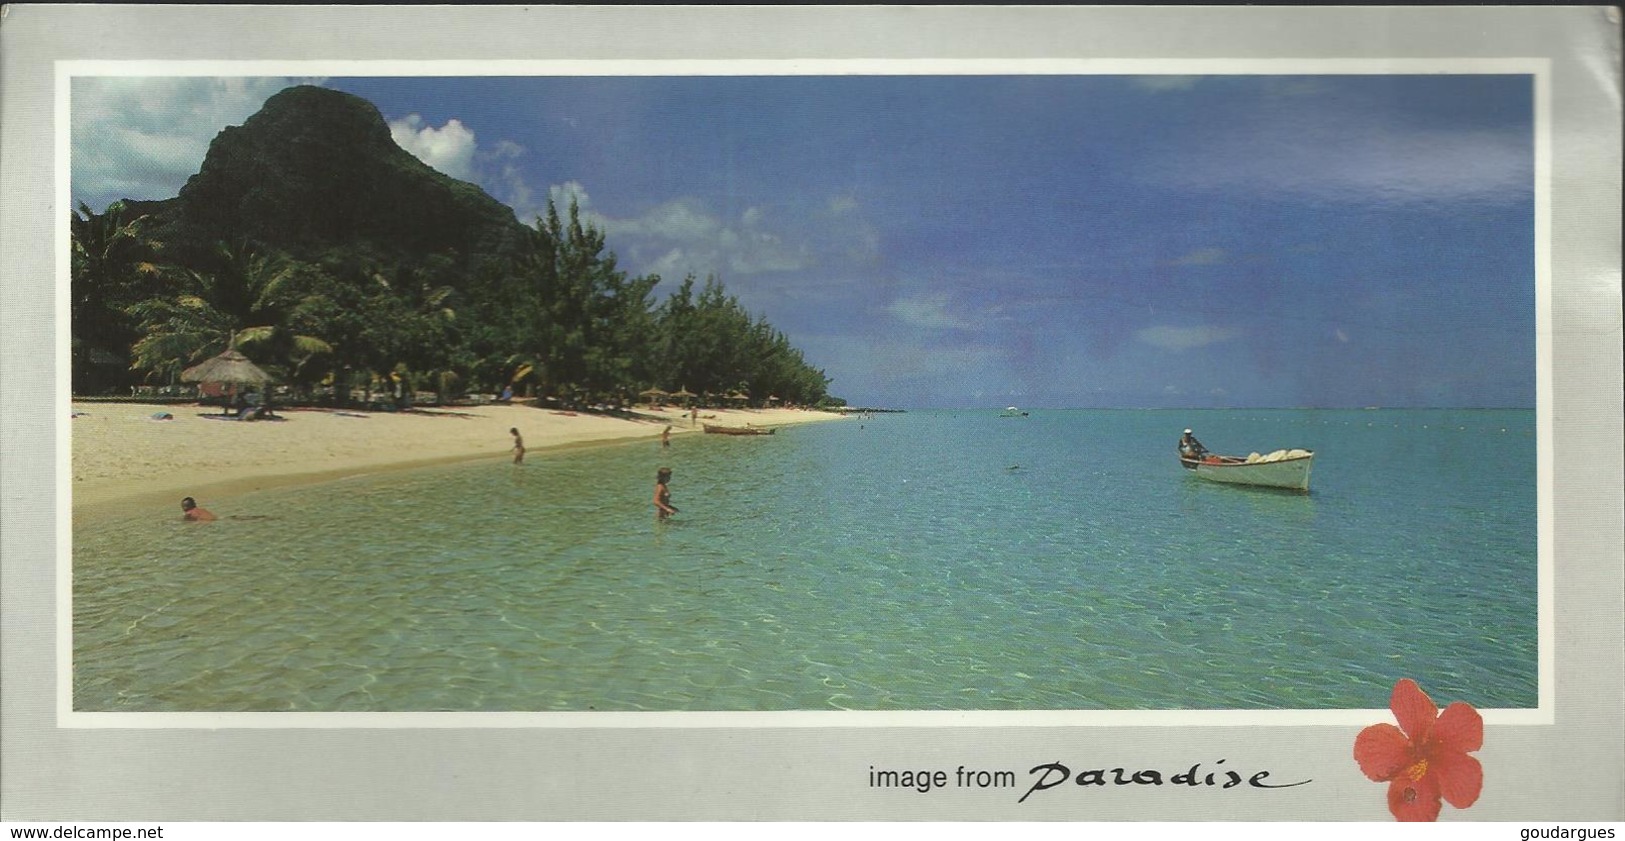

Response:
(653, 466), (678, 520)
(180, 497), (216, 522)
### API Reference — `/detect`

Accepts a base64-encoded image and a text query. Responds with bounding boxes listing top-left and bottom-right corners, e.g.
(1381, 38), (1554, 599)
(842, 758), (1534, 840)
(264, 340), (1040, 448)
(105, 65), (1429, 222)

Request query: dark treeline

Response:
(71, 198), (839, 410)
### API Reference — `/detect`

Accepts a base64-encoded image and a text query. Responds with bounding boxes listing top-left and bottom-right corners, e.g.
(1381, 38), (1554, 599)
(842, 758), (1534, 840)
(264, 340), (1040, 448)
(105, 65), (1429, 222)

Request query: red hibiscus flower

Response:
(1354, 678), (1484, 821)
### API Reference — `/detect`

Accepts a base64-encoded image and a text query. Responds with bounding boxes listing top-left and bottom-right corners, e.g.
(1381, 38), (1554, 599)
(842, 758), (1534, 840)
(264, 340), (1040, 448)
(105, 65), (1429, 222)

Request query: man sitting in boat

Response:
(1178, 429), (1208, 461)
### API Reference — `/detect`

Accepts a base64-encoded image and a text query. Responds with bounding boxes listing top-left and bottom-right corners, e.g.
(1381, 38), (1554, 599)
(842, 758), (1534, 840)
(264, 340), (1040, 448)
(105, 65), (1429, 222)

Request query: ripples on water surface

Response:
(74, 409), (1538, 712)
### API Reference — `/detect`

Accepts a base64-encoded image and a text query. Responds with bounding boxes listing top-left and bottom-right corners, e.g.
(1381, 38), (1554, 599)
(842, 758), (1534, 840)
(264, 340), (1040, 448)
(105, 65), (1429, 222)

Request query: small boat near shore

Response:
(703, 423), (776, 436)
(1179, 448), (1314, 492)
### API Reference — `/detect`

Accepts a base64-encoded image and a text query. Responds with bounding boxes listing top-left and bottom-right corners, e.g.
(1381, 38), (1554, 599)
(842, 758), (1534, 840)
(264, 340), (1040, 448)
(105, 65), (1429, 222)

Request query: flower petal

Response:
(1432, 750), (1484, 809)
(1390, 678), (1438, 743)
(1387, 773), (1442, 822)
(1434, 702), (1484, 754)
(1354, 723), (1413, 781)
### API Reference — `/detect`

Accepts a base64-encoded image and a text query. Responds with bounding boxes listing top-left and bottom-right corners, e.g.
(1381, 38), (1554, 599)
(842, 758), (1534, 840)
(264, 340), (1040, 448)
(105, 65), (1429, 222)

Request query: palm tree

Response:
(70, 201), (163, 392)
(501, 353), (544, 398)
(129, 241), (331, 382)
(368, 270), (460, 406)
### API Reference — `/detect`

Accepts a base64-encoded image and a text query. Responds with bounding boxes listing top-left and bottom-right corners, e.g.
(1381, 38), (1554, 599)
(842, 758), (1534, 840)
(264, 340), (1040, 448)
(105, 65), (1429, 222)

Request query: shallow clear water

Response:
(73, 409), (1538, 711)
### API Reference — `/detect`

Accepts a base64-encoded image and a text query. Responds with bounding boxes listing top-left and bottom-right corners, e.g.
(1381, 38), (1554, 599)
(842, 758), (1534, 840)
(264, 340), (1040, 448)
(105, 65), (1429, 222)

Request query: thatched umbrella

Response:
(639, 387), (669, 407)
(670, 387), (696, 407)
(181, 348), (272, 414)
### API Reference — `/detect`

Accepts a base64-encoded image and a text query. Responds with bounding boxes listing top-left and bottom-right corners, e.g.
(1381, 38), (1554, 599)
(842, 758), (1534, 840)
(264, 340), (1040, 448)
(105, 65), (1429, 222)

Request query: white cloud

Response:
(1135, 325), (1243, 351)
(486, 141), (538, 223)
(534, 189), (876, 284)
(645, 248), (693, 279)
(388, 114), (477, 181)
(619, 199), (725, 242)
(71, 77), (308, 211)
(828, 195), (860, 214)
(731, 235), (811, 275)
(377, 120), (875, 289)
(1147, 115), (1531, 205)
(883, 293), (980, 331)
(546, 180), (595, 217)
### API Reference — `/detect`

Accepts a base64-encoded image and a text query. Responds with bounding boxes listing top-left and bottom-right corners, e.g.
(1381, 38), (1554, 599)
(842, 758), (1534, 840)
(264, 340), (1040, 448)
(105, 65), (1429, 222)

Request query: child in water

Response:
(653, 467), (678, 520)
(510, 427), (525, 464)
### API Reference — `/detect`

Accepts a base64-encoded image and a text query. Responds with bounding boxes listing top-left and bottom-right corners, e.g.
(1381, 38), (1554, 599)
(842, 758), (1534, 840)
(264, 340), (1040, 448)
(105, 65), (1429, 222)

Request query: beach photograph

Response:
(68, 72), (1540, 715)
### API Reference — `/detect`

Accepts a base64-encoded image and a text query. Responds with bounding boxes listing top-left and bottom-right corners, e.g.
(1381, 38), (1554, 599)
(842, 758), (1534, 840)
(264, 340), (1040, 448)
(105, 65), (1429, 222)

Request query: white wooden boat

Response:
(1179, 449), (1314, 492)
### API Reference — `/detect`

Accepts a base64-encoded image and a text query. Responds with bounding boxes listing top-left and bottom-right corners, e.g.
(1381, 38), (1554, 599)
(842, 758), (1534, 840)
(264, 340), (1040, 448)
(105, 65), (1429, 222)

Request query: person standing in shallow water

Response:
(510, 427), (525, 464)
(653, 467), (678, 520)
(661, 425), (672, 449)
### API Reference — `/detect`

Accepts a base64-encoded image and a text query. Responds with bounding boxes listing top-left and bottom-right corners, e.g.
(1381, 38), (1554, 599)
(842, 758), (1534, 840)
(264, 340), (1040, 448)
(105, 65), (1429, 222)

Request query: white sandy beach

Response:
(70, 401), (842, 513)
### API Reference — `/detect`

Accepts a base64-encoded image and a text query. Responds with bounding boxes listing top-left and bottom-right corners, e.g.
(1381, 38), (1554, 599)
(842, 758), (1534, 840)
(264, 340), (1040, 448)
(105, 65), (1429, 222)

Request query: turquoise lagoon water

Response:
(73, 409), (1538, 712)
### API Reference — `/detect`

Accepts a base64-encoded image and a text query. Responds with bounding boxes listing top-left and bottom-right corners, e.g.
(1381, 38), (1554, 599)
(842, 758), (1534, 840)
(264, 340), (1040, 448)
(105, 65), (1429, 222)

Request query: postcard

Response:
(2, 4), (1619, 822)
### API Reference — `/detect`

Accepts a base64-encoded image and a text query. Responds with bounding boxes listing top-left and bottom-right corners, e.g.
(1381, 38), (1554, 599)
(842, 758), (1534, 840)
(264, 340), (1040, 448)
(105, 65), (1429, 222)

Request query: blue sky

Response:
(72, 74), (1536, 408)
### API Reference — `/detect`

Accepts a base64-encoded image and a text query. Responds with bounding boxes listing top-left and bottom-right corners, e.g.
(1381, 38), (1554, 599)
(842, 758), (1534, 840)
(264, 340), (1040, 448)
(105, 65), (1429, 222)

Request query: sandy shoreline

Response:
(70, 401), (843, 516)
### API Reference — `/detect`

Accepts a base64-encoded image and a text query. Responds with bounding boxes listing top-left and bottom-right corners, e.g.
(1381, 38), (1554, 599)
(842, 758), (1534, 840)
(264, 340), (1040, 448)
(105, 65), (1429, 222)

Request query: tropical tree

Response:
(509, 199), (657, 402)
(128, 240), (331, 382)
(70, 201), (164, 392)
(363, 268), (459, 406)
(107, 198), (836, 410)
(277, 258), (373, 405)
(651, 273), (831, 407)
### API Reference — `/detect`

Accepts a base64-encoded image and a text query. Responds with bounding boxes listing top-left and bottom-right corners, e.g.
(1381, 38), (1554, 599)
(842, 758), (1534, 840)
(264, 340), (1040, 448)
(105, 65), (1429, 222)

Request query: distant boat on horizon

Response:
(1000, 406), (1030, 417)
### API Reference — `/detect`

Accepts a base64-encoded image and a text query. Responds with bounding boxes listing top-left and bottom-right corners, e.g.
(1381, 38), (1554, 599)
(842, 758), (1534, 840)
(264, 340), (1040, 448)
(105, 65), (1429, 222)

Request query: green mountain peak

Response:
(142, 84), (527, 265)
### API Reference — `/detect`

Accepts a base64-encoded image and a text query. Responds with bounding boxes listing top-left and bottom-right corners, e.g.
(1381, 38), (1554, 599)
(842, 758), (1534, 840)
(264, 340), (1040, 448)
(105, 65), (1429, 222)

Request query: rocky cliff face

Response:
(129, 85), (529, 266)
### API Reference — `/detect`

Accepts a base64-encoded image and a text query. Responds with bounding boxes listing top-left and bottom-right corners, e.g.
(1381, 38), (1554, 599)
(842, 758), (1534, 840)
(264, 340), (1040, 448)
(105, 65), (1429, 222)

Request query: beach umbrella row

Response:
(638, 386), (781, 407)
(642, 387), (705, 407)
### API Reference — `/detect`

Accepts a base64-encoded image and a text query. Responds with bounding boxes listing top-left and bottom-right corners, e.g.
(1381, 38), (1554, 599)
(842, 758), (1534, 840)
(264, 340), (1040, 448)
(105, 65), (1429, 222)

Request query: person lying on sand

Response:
(180, 497), (216, 522)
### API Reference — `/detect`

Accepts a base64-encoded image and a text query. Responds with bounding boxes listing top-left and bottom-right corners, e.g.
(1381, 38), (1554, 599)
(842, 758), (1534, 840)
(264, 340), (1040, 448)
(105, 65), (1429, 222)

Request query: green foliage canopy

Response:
(74, 199), (834, 409)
